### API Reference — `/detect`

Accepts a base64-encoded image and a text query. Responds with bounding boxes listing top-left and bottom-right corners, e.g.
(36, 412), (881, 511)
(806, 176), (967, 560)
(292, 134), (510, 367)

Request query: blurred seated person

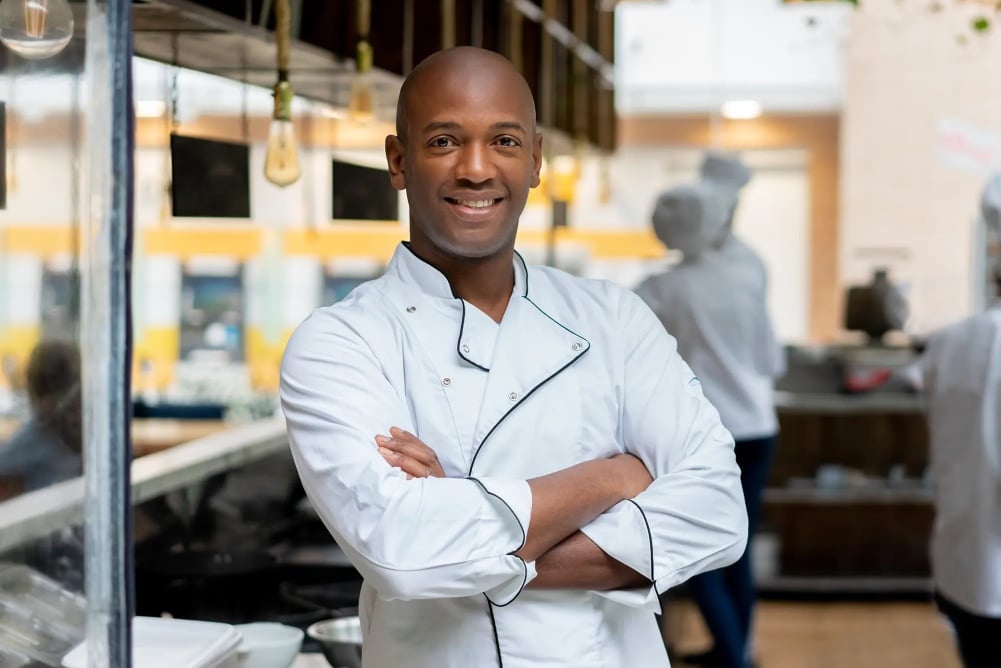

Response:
(0, 340), (82, 496)
(921, 173), (1001, 668)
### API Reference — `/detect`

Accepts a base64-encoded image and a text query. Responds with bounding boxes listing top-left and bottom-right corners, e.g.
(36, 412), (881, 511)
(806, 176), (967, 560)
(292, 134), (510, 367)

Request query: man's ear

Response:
(385, 135), (407, 191)
(530, 132), (543, 188)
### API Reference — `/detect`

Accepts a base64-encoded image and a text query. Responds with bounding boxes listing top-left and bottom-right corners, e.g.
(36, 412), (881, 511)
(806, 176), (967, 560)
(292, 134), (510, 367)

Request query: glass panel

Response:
(0, 3), (93, 666)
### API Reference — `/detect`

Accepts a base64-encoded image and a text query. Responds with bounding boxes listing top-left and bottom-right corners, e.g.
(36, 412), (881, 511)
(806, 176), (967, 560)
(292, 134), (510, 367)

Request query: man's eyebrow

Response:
(421, 121), (461, 134)
(491, 121), (528, 134)
(419, 120), (530, 135)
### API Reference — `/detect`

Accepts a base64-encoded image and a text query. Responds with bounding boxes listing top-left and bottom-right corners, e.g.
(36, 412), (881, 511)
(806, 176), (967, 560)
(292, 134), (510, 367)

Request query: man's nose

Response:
(454, 143), (496, 183)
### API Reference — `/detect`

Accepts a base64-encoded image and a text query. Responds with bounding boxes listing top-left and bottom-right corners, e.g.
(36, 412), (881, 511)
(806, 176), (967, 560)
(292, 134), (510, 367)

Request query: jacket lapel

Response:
(468, 292), (590, 473)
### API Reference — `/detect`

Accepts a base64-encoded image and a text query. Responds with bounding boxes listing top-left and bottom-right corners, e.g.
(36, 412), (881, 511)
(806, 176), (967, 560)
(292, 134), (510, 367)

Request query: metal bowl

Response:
(306, 616), (362, 668)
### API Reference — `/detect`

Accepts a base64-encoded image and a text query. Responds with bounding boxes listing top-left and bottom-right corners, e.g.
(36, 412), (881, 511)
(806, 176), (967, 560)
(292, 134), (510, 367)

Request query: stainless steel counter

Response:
(0, 418), (287, 554)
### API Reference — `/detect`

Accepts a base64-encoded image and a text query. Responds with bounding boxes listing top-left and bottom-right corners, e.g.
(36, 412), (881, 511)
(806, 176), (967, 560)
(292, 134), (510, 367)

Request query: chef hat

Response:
(651, 182), (733, 260)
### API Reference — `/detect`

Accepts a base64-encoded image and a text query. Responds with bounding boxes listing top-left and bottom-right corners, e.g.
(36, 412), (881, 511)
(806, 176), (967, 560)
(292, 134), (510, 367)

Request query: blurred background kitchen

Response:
(0, 0), (999, 666)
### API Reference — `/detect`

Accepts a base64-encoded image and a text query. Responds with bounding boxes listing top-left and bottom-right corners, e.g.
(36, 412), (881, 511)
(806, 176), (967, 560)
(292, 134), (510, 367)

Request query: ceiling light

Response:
(721, 100), (762, 120)
(135, 100), (166, 118)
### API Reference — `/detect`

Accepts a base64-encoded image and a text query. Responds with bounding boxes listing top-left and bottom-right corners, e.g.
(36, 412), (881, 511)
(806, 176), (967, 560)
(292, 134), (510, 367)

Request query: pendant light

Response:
(347, 0), (374, 123)
(264, 0), (301, 187)
(0, 0), (73, 60)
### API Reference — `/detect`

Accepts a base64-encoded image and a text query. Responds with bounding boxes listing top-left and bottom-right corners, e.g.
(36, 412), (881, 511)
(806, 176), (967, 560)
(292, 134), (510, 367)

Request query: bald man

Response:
(281, 47), (746, 668)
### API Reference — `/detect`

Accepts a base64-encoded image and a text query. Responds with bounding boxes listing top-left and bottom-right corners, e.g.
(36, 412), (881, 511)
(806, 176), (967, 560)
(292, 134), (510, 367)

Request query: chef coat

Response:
(281, 243), (747, 668)
(922, 305), (1001, 617)
(635, 246), (784, 442)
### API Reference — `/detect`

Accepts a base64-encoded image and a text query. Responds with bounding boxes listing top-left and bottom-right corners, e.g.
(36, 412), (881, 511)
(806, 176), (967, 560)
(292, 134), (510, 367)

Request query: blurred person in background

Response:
(636, 181), (785, 668)
(0, 339), (83, 495)
(921, 173), (1001, 668)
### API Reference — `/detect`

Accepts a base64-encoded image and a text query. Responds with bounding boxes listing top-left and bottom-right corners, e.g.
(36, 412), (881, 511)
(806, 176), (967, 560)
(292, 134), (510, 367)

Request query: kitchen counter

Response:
(774, 390), (924, 415)
(0, 417), (288, 553)
(0, 416), (231, 456)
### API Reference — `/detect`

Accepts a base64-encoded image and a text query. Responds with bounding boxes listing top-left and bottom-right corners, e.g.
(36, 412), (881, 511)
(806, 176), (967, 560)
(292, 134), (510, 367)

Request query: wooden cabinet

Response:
(760, 392), (933, 595)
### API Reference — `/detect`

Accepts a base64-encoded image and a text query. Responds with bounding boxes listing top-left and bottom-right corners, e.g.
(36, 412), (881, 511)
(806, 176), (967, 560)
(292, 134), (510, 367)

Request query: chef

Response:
(922, 173), (1001, 668)
(635, 182), (785, 668)
(280, 47), (747, 668)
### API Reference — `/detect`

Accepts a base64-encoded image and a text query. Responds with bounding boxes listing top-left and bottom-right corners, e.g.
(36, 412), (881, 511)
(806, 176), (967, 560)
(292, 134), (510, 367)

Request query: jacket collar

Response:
(390, 242), (528, 301)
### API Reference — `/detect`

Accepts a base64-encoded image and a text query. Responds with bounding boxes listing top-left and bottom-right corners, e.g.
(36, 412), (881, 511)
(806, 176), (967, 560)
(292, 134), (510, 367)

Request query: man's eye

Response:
(497, 136), (520, 147)
(429, 137), (454, 148)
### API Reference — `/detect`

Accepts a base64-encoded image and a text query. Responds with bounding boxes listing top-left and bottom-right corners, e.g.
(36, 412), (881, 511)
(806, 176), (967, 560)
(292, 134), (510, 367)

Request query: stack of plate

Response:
(62, 617), (242, 668)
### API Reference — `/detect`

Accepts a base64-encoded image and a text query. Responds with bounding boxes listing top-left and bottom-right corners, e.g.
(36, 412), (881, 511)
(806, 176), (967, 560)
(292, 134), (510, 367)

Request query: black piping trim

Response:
(484, 557), (529, 608)
(467, 296), (591, 474)
(467, 347), (589, 474)
(457, 300), (491, 371)
(627, 498), (663, 615)
(513, 249), (530, 297)
(467, 476), (526, 554)
(486, 597), (504, 668)
(522, 295), (591, 345)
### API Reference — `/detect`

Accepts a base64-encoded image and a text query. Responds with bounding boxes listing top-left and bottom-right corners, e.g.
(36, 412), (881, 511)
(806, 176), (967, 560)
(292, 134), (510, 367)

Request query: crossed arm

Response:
(376, 426), (653, 591)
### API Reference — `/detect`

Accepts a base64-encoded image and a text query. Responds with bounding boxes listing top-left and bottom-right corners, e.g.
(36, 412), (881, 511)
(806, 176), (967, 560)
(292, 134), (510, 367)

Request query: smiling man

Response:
(281, 47), (747, 668)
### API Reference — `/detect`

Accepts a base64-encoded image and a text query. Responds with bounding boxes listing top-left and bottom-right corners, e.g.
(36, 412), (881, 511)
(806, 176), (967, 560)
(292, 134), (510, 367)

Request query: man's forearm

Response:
(515, 455), (649, 562)
(528, 531), (650, 590)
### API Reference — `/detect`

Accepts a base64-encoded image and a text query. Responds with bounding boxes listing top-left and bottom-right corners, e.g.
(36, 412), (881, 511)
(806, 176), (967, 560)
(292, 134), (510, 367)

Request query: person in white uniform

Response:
(921, 173), (1001, 668)
(280, 47), (748, 668)
(635, 182), (785, 668)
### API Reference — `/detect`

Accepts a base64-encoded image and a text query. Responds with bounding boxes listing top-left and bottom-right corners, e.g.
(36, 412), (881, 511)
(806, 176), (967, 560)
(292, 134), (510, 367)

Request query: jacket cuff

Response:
(580, 500), (656, 585)
(484, 556), (537, 606)
(467, 476), (533, 552)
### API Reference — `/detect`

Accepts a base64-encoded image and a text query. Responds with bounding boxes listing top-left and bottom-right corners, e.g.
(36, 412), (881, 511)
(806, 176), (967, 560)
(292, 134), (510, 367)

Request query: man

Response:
(635, 183), (785, 668)
(921, 173), (1001, 668)
(281, 47), (747, 668)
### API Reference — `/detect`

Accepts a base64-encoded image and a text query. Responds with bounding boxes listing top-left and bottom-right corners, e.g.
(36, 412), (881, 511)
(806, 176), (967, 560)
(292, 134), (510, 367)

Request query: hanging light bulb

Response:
(264, 80), (301, 187)
(348, 41), (374, 123)
(264, 0), (300, 187)
(348, 0), (374, 123)
(0, 0), (73, 60)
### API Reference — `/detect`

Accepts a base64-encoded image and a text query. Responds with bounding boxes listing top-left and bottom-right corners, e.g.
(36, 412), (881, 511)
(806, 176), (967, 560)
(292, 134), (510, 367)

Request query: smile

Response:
(446, 198), (500, 208)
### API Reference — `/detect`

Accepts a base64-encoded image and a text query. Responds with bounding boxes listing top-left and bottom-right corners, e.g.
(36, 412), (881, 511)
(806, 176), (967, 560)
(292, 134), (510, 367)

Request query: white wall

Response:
(616, 0), (851, 113)
(841, 0), (1001, 334)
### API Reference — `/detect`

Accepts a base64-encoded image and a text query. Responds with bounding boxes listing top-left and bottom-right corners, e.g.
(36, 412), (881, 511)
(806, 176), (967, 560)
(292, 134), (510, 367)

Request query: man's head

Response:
(386, 47), (543, 263)
(25, 339), (79, 415)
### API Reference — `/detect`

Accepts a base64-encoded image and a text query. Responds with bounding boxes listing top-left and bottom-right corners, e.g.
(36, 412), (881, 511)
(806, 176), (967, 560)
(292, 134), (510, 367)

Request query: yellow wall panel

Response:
(142, 228), (262, 259)
(283, 225), (405, 261)
(2, 226), (76, 256)
(245, 327), (293, 392)
(133, 327), (179, 392)
(0, 325), (41, 389)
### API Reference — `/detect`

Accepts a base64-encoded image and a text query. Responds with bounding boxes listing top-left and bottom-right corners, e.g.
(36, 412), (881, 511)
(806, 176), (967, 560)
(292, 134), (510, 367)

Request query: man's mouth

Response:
(445, 197), (501, 209)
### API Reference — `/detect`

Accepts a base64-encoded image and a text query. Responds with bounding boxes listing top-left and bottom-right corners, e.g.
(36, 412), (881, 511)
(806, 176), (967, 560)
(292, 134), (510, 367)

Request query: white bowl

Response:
(234, 623), (304, 668)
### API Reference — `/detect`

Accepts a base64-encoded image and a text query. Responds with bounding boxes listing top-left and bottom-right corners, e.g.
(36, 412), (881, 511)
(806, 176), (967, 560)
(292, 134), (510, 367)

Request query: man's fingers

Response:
(376, 434), (435, 465)
(379, 448), (431, 478)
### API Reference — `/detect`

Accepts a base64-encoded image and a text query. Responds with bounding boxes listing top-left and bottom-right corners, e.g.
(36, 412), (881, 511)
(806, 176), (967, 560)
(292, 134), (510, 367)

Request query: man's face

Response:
(386, 61), (543, 262)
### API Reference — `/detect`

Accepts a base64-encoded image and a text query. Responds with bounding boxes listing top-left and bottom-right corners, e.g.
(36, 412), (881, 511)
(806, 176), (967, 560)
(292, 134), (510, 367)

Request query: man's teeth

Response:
(457, 199), (496, 208)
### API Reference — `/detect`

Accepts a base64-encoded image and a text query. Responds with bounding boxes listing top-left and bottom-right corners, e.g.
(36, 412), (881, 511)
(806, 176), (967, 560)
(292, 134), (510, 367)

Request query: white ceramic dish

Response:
(234, 622), (304, 668)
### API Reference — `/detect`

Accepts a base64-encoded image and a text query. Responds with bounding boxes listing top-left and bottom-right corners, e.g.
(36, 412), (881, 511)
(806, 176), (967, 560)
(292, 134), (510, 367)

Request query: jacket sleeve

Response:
(280, 309), (534, 604)
(580, 290), (748, 612)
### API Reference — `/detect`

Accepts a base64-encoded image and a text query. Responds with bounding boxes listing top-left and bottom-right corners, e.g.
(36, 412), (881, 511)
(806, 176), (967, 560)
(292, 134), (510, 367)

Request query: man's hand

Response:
(376, 427), (446, 479)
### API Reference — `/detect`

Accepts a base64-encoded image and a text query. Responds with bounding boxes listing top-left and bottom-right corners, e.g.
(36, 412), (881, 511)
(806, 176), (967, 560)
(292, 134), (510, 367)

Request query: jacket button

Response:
(508, 392), (518, 401)
(462, 344), (470, 353)
(442, 377), (452, 387)
(572, 342), (583, 351)
(406, 306), (416, 313)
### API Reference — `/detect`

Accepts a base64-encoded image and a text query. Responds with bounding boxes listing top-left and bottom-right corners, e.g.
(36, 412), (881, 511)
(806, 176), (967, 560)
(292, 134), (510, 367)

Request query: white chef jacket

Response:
(635, 245), (785, 442)
(281, 243), (747, 668)
(922, 305), (1001, 617)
